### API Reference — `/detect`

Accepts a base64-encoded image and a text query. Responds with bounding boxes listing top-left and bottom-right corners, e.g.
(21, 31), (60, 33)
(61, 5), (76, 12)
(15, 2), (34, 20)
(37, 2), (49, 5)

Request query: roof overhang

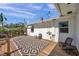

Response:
(54, 3), (62, 16)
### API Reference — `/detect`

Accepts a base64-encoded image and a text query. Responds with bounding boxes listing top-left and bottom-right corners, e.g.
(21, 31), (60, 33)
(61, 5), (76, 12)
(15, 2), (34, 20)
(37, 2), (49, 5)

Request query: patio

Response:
(11, 36), (53, 56)
(0, 35), (79, 56)
(49, 44), (79, 56)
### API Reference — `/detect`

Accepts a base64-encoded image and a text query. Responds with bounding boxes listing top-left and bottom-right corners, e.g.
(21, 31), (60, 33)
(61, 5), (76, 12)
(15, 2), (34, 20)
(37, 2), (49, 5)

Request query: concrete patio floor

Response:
(49, 44), (79, 56)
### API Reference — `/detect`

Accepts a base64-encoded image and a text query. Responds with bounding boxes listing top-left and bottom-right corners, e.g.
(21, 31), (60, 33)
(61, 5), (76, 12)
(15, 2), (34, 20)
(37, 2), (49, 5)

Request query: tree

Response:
(0, 13), (7, 31)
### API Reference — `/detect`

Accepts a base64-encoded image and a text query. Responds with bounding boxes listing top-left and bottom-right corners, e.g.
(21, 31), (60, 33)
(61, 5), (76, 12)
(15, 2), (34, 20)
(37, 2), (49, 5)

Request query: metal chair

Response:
(59, 37), (78, 55)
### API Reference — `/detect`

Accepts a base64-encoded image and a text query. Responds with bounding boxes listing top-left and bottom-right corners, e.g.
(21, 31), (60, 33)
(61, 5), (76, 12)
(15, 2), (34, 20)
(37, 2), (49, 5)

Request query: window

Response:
(59, 21), (69, 33)
(31, 25), (34, 32)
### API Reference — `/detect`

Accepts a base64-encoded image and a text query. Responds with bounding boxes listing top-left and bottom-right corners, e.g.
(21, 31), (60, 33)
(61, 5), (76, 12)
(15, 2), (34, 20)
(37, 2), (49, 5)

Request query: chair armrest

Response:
(59, 42), (64, 47)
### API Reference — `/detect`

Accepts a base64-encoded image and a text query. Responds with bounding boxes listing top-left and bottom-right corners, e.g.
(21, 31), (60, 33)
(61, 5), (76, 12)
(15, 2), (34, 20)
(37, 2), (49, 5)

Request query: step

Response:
(37, 42), (57, 56)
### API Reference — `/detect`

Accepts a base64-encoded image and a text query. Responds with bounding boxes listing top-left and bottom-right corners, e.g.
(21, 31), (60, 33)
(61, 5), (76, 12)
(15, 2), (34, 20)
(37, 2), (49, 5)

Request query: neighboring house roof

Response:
(27, 13), (75, 29)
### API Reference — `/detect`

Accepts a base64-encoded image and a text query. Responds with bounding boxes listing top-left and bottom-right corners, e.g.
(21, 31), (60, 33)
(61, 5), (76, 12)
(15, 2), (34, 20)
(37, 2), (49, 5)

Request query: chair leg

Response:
(65, 50), (71, 55)
(72, 50), (79, 56)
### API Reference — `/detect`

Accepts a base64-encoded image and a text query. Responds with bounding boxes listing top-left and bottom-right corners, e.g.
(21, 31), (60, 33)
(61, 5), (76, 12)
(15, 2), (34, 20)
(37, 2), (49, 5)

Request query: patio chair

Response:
(59, 37), (77, 50)
(59, 37), (79, 55)
(59, 37), (79, 56)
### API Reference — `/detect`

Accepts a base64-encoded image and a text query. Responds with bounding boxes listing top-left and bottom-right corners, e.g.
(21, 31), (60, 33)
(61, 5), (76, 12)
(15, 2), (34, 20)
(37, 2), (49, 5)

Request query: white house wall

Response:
(27, 14), (76, 46)
(55, 15), (76, 46)
(27, 28), (55, 40)
(75, 6), (79, 51)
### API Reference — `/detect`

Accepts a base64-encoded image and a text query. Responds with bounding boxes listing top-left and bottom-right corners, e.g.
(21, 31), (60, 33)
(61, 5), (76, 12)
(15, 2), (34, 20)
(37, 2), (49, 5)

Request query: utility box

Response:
(38, 33), (42, 39)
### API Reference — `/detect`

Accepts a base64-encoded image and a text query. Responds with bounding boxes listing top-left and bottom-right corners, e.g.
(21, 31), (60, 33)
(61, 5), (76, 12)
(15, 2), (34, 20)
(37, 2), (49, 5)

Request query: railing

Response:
(0, 32), (24, 56)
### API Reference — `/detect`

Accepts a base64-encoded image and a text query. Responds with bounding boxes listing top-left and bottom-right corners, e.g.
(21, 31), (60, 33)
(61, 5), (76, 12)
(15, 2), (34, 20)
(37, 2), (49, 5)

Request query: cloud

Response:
(0, 3), (59, 24)
(3, 12), (35, 20)
(38, 3), (57, 11)
(0, 4), (36, 19)
(25, 4), (43, 10)
(47, 4), (56, 9)
(32, 5), (42, 10)
(0, 5), (35, 15)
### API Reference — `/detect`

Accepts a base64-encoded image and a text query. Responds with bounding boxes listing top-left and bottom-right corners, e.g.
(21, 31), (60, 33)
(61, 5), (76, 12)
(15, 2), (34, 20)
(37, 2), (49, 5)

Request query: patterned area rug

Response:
(12, 36), (50, 56)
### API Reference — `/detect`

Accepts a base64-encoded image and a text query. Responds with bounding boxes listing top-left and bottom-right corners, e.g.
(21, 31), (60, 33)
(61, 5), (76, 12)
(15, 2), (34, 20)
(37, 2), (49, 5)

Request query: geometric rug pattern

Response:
(12, 36), (50, 56)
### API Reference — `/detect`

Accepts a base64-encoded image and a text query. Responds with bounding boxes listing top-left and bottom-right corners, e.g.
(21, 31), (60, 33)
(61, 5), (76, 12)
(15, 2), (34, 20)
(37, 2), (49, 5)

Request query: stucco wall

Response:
(55, 15), (76, 46)
(27, 14), (76, 46)
(75, 7), (79, 51)
(27, 27), (55, 40)
(27, 21), (56, 41)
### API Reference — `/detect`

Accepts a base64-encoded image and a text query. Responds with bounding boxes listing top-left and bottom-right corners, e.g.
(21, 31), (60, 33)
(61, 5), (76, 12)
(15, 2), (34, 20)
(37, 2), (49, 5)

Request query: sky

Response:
(0, 3), (60, 24)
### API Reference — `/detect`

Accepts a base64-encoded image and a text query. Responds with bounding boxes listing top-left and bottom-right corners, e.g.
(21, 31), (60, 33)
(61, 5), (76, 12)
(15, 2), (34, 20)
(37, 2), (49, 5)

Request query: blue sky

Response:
(0, 3), (59, 24)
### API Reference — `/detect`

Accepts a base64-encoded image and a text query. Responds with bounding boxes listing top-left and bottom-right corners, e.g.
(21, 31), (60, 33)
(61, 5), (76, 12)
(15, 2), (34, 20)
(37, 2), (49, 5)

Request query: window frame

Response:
(31, 25), (34, 32)
(59, 21), (69, 33)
